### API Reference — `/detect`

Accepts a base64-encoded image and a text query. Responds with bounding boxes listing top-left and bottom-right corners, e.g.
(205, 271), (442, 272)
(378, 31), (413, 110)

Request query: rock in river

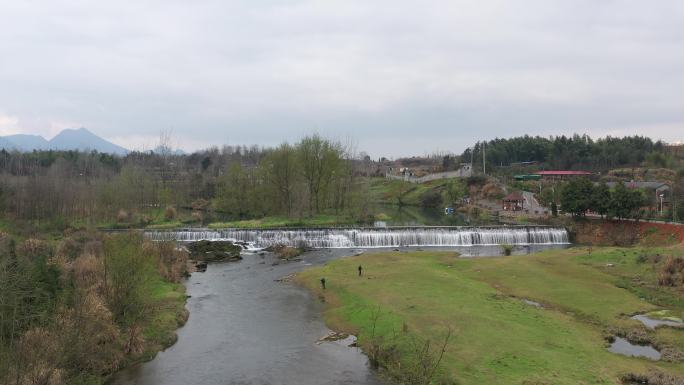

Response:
(187, 240), (243, 262)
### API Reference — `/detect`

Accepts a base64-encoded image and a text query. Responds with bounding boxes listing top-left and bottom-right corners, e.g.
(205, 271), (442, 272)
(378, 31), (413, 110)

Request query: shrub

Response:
(481, 183), (503, 199)
(658, 256), (684, 287)
(150, 240), (188, 283)
(635, 253), (648, 264)
(72, 254), (103, 290)
(139, 215), (152, 226)
(116, 209), (129, 223)
(191, 198), (210, 211)
(420, 190), (444, 208)
(164, 206), (177, 221)
(191, 211), (203, 223)
(466, 175), (487, 186)
(18, 238), (52, 262)
(56, 238), (81, 261)
(103, 234), (156, 326)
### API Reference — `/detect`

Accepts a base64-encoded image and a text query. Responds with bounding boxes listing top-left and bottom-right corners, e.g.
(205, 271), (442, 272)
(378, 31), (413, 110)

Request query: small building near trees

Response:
(502, 192), (525, 211)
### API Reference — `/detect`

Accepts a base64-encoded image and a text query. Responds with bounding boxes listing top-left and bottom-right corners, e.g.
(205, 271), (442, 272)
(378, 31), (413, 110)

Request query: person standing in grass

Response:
(320, 277), (326, 290)
(358, 265), (363, 277)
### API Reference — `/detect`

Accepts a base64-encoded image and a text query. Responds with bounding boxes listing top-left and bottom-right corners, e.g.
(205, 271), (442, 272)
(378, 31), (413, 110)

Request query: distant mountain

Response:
(3, 134), (49, 151)
(0, 137), (16, 150)
(0, 128), (129, 155)
(48, 128), (128, 155)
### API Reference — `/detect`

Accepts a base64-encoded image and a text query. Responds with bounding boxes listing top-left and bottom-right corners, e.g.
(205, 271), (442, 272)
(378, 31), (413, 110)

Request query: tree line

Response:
(462, 134), (664, 172)
(559, 178), (647, 219)
(0, 134), (364, 229)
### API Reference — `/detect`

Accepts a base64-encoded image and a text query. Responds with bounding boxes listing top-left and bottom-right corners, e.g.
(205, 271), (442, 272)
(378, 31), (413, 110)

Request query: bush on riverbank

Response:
(0, 231), (189, 385)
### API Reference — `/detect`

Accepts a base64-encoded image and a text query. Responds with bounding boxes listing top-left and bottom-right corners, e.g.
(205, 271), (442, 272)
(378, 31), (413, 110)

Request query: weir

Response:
(148, 226), (569, 248)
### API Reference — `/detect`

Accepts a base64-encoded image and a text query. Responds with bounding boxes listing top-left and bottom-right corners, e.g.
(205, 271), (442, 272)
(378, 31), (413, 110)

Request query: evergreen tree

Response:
(560, 178), (594, 216)
(591, 182), (611, 218)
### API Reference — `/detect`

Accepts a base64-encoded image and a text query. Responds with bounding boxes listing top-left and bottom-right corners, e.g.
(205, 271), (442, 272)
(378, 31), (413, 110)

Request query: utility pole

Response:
(482, 141), (486, 175)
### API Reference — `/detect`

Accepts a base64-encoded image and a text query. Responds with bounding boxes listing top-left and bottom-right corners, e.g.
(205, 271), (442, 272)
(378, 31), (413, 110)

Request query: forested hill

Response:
(462, 135), (665, 171)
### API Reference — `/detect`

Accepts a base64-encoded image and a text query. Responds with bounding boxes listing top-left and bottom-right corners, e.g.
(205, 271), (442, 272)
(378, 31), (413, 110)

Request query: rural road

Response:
(522, 191), (546, 214)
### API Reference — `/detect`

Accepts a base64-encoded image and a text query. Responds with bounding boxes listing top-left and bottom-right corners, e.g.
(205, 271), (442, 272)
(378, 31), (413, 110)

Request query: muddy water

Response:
(110, 244), (567, 385)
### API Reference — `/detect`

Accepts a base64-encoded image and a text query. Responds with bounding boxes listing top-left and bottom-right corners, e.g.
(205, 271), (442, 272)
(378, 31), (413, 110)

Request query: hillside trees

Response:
(608, 183), (647, 220)
(591, 182), (611, 218)
(560, 178), (595, 216)
(560, 178), (646, 219)
(464, 135), (663, 172)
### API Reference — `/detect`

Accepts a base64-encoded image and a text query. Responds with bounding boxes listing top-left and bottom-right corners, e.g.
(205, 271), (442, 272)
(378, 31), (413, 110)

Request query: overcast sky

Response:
(1, 1), (683, 157)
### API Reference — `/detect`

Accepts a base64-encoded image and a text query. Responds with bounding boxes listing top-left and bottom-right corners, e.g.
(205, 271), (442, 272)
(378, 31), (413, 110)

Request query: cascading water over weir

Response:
(147, 226), (569, 249)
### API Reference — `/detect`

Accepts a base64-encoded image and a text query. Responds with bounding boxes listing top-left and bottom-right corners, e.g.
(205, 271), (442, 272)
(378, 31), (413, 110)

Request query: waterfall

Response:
(148, 226), (569, 248)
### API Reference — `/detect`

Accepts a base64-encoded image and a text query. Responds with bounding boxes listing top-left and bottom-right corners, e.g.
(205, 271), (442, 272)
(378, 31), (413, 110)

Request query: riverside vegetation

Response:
(1, 134), (681, 232)
(0, 231), (189, 385)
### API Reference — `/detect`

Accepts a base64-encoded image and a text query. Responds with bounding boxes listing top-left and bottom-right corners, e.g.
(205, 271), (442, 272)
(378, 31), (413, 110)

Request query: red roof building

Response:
(534, 170), (592, 179)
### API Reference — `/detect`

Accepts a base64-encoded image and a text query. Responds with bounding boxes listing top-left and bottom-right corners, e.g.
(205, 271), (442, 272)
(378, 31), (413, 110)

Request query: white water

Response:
(148, 226), (569, 248)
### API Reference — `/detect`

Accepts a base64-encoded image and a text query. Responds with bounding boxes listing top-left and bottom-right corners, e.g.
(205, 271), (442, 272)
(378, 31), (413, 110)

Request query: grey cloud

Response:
(1, 0), (683, 156)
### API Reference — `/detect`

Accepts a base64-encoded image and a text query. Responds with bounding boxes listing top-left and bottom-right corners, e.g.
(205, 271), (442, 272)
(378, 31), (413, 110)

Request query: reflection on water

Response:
(608, 337), (661, 360)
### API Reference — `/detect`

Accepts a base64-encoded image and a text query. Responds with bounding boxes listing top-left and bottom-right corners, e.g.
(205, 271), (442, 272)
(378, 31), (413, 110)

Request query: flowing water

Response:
(109, 249), (384, 385)
(149, 226), (569, 248)
(109, 243), (568, 385)
(110, 229), (569, 385)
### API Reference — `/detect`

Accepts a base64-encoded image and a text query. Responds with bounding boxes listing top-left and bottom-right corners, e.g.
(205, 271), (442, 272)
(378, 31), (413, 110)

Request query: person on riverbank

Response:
(358, 265), (363, 277)
(320, 277), (326, 290)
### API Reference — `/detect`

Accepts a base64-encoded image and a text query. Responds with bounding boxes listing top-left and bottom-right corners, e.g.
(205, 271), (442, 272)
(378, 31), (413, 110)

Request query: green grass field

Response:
(368, 178), (449, 206)
(297, 247), (684, 384)
(207, 214), (358, 229)
(140, 278), (189, 360)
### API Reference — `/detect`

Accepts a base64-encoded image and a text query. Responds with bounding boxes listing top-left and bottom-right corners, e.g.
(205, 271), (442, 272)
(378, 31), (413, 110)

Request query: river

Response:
(110, 248), (384, 385)
(110, 242), (567, 385)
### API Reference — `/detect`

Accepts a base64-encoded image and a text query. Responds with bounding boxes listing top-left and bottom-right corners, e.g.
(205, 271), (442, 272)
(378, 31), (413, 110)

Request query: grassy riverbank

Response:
(207, 214), (359, 229)
(138, 278), (189, 361)
(297, 247), (684, 384)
